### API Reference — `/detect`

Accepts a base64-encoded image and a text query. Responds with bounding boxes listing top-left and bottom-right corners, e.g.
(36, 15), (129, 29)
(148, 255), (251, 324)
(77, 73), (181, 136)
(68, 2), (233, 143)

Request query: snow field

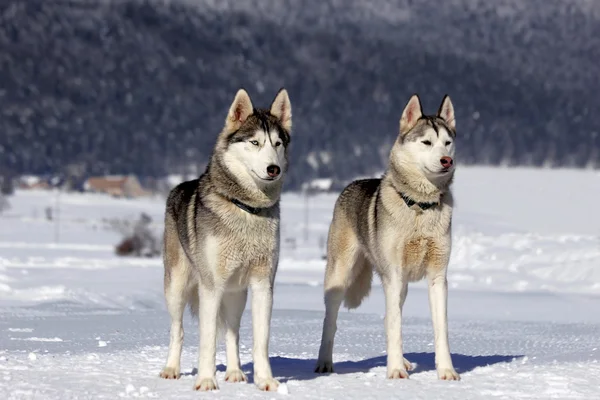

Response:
(0, 167), (599, 398)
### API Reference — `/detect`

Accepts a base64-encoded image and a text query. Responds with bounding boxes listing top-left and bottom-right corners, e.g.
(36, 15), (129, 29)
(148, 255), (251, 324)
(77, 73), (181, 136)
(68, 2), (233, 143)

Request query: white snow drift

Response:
(0, 167), (599, 399)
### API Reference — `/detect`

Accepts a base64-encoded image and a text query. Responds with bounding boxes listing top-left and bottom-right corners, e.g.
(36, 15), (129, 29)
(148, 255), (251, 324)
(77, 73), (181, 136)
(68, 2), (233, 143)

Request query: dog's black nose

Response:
(266, 165), (281, 178)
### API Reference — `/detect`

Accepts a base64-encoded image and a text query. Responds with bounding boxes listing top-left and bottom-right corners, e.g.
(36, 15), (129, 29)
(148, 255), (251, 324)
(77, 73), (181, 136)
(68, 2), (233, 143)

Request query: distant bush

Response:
(114, 213), (161, 258)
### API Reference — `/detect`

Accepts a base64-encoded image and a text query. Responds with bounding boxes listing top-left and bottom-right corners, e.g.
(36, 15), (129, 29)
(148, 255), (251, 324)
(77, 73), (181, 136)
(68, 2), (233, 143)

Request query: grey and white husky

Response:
(159, 88), (292, 391)
(315, 94), (460, 381)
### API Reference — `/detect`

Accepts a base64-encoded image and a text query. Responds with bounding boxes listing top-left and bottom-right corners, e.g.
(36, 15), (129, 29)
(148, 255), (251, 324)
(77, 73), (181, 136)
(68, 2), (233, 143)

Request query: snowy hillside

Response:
(1, 0), (599, 189)
(0, 167), (599, 398)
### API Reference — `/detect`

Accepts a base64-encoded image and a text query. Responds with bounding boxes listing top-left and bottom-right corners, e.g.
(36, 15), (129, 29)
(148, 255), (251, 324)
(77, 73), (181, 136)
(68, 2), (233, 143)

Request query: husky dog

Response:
(159, 88), (292, 391)
(315, 94), (460, 381)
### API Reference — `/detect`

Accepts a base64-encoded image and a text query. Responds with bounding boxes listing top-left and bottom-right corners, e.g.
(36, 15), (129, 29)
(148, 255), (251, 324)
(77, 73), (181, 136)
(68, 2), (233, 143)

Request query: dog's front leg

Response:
(250, 277), (280, 391)
(194, 283), (224, 391)
(427, 272), (460, 380)
(223, 289), (248, 383)
(383, 274), (409, 379)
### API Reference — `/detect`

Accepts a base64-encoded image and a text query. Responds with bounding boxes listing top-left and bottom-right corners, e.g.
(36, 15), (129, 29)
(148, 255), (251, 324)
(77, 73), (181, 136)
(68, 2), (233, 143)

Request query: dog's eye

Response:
(249, 140), (259, 146)
(422, 140), (432, 146)
(274, 142), (282, 147)
(445, 141), (452, 146)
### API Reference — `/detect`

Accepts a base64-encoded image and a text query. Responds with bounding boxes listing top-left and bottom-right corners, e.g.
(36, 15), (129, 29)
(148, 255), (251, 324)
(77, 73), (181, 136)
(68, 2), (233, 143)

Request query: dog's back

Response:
(324, 179), (381, 309)
(162, 178), (202, 318)
(333, 179), (380, 246)
(164, 178), (200, 253)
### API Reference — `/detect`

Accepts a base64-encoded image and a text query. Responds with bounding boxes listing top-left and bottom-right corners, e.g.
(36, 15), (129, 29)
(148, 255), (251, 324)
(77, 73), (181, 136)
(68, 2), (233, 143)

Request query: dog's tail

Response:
(343, 264), (373, 309)
(188, 284), (226, 338)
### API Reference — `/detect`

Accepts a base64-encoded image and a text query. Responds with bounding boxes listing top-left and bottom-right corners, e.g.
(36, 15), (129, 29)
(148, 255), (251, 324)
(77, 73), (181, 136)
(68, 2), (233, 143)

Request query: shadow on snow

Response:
(207, 352), (524, 383)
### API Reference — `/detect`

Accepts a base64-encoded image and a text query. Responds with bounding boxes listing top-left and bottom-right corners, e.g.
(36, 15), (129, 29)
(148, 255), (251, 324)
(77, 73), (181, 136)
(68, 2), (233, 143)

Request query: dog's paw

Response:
(314, 360), (334, 373)
(159, 366), (180, 380)
(225, 369), (247, 383)
(403, 357), (414, 371)
(387, 368), (409, 379)
(438, 368), (460, 381)
(194, 377), (219, 391)
(255, 377), (280, 391)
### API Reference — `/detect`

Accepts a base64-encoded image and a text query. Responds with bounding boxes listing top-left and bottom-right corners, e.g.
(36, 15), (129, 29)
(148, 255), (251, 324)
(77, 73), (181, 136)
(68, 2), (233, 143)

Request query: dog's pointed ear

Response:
(400, 94), (423, 134)
(226, 89), (254, 131)
(270, 88), (292, 131)
(437, 94), (455, 129)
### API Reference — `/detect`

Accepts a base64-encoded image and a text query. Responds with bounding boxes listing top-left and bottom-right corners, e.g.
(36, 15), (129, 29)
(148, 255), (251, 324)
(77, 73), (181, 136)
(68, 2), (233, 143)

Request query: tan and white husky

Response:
(315, 94), (460, 381)
(159, 88), (292, 391)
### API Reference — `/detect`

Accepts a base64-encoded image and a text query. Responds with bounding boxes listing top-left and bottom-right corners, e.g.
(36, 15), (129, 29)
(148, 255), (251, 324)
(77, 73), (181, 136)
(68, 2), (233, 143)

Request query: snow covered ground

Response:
(0, 167), (599, 399)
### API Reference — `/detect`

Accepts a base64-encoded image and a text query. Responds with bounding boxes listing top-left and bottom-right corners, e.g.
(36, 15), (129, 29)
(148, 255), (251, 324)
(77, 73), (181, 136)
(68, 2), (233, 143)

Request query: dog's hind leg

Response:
(223, 289), (248, 383)
(343, 252), (373, 309)
(315, 226), (362, 374)
(160, 226), (192, 380)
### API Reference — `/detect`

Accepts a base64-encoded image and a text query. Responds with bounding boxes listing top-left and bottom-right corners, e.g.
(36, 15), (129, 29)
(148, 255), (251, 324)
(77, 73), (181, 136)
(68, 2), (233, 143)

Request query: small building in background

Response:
(17, 175), (51, 190)
(84, 175), (147, 198)
(302, 178), (338, 194)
